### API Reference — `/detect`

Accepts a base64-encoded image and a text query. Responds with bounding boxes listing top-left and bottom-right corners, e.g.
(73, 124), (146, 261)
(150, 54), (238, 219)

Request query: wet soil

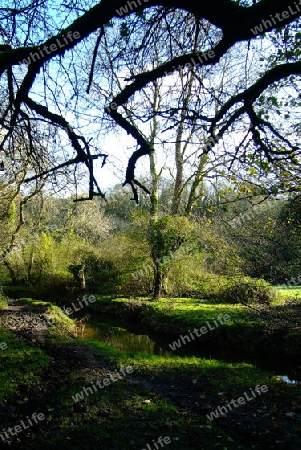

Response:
(1, 299), (301, 449)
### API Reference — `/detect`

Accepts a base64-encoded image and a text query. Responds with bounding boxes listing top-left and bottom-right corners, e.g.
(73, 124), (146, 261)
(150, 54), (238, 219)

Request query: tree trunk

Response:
(3, 259), (18, 284)
(149, 148), (159, 217)
(171, 72), (194, 215)
(27, 246), (35, 283)
(171, 120), (184, 215)
(185, 153), (209, 216)
(69, 264), (86, 290)
(76, 268), (86, 290)
(149, 80), (160, 218)
(153, 265), (164, 299)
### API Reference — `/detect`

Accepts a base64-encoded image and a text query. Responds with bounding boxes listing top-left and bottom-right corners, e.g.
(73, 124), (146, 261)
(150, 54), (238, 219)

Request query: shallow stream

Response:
(77, 315), (301, 384)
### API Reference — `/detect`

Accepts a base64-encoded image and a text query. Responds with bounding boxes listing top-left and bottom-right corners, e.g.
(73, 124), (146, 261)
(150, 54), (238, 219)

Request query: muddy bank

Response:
(77, 298), (301, 360)
(1, 298), (301, 449)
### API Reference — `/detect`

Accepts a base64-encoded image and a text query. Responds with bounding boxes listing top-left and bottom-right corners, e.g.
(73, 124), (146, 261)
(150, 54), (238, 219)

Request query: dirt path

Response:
(1, 299), (301, 449)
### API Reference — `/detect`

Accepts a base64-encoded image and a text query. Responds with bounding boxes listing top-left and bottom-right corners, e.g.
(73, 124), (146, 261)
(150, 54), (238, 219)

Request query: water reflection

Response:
(79, 319), (301, 383)
(82, 321), (174, 356)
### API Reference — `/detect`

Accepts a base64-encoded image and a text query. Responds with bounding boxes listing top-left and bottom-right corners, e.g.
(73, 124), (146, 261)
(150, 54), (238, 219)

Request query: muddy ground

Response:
(1, 299), (301, 449)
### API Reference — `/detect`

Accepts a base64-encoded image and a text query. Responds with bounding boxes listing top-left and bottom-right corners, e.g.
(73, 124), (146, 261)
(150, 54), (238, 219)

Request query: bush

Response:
(215, 276), (275, 305)
(118, 272), (152, 297)
(38, 272), (74, 300)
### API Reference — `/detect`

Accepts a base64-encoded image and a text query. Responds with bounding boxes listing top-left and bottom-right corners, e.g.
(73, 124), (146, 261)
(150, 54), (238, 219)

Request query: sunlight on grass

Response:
(81, 338), (278, 390)
(19, 297), (53, 307)
(19, 298), (77, 338)
(272, 287), (301, 306)
(0, 297), (8, 309)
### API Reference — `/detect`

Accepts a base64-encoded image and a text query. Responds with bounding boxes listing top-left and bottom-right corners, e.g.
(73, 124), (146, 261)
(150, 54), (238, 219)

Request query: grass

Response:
(0, 287), (300, 449)
(0, 322), (298, 449)
(88, 286), (301, 327)
(152, 297), (252, 322)
(19, 297), (53, 306)
(0, 291), (8, 308)
(273, 286), (301, 305)
(0, 326), (50, 403)
(86, 295), (263, 337)
(44, 379), (229, 450)
(48, 336), (298, 449)
(33, 335), (287, 450)
(81, 337), (298, 392)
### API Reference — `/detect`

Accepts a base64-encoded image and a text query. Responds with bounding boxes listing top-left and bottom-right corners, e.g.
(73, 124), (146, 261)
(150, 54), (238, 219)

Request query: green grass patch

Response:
(0, 326), (50, 403)
(273, 287), (301, 305)
(92, 296), (255, 322)
(81, 338), (298, 394)
(0, 293), (8, 309)
(36, 337), (257, 449)
(42, 377), (232, 450)
(19, 297), (77, 339)
(152, 298), (252, 322)
(19, 297), (53, 307)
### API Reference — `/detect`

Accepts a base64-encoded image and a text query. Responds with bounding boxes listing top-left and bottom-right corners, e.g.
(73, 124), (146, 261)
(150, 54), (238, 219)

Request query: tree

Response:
(1, 0), (301, 204)
(0, 174), (44, 264)
(103, 58), (227, 296)
(205, 180), (301, 282)
(0, 193), (114, 290)
(148, 215), (196, 298)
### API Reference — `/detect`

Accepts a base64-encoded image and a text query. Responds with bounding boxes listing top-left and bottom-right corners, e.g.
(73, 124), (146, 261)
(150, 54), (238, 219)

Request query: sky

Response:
(3, 0), (299, 199)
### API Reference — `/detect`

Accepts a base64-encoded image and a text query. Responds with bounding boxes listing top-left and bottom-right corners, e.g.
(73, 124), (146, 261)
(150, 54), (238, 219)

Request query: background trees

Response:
(1, 1), (301, 298)
(1, 179), (300, 299)
(1, 1), (301, 199)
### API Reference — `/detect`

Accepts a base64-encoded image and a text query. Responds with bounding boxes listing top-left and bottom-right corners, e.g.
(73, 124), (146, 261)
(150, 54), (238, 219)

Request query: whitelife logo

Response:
(169, 314), (231, 351)
(116, 0), (149, 17)
(71, 366), (134, 403)
(0, 412), (45, 442)
(0, 341), (7, 351)
(163, 50), (215, 78)
(251, 1), (301, 35)
(141, 436), (171, 450)
(38, 295), (96, 329)
(18, 31), (81, 65)
(63, 295), (96, 316)
(206, 384), (268, 421)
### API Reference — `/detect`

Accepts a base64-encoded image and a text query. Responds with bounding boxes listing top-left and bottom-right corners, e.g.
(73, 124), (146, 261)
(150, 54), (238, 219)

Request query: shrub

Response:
(215, 276), (275, 305)
(118, 272), (152, 297)
(38, 272), (74, 300)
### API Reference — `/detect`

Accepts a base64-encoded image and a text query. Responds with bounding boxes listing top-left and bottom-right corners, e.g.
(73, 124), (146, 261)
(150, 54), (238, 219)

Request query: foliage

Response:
(274, 286), (301, 305)
(0, 290), (7, 308)
(225, 194), (301, 282)
(38, 272), (74, 300)
(68, 263), (85, 277)
(147, 215), (198, 297)
(78, 232), (150, 295)
(148, 216), (195, 262)
(214, 276), (275, 305)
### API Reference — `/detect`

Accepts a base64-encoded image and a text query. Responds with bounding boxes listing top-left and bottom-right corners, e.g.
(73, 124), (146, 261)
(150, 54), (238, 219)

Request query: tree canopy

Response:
(1, 0), (301, 202)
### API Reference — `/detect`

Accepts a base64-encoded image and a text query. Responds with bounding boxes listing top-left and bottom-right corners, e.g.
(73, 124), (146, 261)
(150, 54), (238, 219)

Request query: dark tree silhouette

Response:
(1, 0), (301, 201)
